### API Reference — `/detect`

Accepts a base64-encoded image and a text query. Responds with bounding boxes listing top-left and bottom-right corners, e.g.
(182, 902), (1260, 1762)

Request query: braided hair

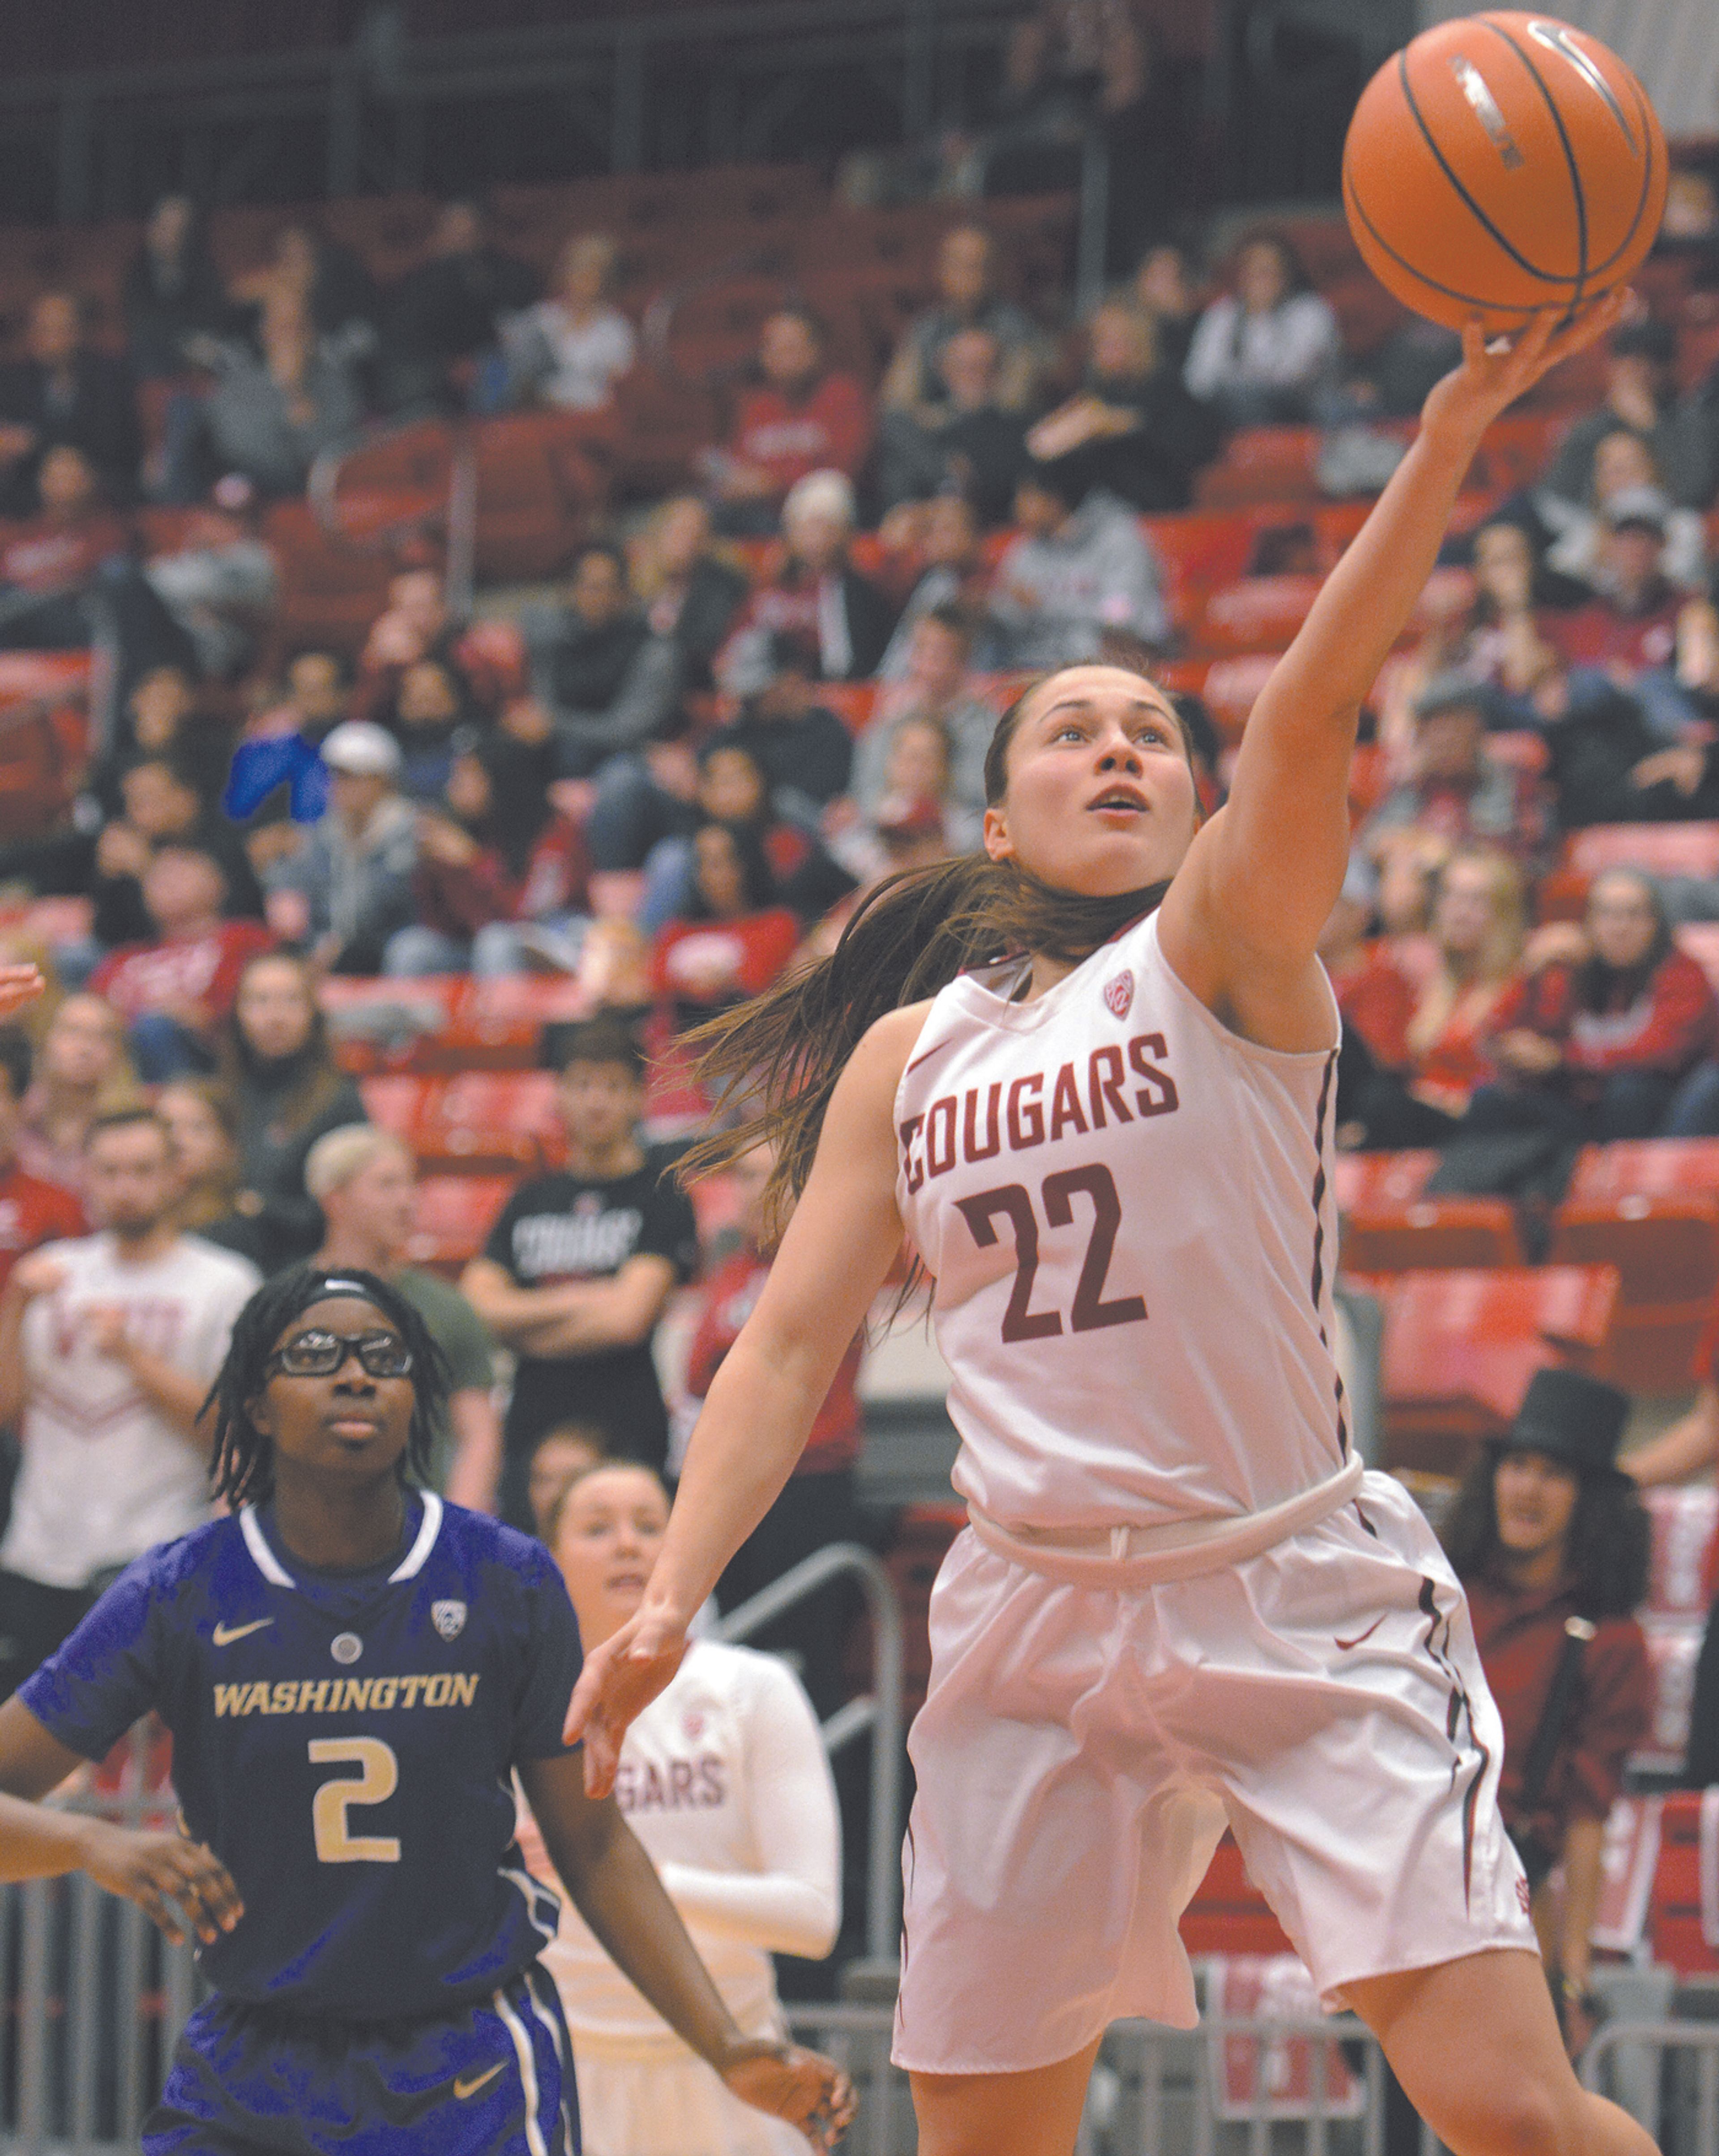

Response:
(205, 1266), (450, 1509)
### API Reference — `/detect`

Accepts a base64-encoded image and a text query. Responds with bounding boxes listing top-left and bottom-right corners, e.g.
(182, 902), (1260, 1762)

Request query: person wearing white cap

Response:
(714, 470), (897, 699)
(262, 720), (420, 973)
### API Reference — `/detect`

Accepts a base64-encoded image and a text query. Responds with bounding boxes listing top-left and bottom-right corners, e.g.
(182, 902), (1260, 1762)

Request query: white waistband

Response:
(966, 1454), (1366, 1587)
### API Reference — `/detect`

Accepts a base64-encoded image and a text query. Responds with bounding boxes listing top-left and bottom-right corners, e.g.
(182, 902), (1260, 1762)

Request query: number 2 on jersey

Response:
(957, 1164), (1146, 1341)
(309, 1738), (401, 1863)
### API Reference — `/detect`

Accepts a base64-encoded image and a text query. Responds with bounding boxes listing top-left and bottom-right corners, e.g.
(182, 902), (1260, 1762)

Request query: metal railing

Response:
(1583, 2018), (1719, 2156)
(713, 1540), (904, 1972)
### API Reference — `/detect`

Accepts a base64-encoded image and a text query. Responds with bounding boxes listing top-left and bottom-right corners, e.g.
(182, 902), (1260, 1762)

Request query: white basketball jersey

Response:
(895, 909), (1348, 1532)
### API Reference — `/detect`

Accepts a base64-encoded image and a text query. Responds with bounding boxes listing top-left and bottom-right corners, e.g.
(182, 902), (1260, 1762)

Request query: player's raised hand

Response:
(73, 1818), (244, 1946)
(563, 1602), (689, 1797)
(1421, 287), (1628, 442)
(719, 2037), (858, 2151)
(0, 963), (44, 1022)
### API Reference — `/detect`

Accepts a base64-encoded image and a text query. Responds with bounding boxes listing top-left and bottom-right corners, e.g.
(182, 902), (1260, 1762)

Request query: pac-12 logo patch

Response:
(1103, 971), (1134, 1020)
(432, 1600), (467, 1641)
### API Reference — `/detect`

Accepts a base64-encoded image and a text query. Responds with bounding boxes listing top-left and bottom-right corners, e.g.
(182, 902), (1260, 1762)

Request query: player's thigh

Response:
(1347, 1949), (1653, 2156)
(911, 2037), (1104, 2156)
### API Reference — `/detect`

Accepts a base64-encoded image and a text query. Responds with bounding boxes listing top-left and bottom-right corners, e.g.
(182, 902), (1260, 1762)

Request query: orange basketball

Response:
(1342, 12), (1666, 336)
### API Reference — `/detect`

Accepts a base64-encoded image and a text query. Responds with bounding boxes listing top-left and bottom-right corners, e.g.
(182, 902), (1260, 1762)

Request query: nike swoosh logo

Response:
(211, 1618), (275, 1647)
(454, 2063), (506, 2100)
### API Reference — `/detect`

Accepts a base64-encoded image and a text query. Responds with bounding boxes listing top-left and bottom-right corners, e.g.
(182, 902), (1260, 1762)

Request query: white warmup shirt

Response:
(895, 908), (1349, 1533)
(517, 1639), (840, 2059)
(1, 1233), (260, 1588)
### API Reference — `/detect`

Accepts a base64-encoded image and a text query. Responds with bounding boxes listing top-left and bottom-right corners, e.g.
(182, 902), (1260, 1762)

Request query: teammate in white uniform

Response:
(520, 1463), (839, 2156)
(570, 302), (1654, 2156)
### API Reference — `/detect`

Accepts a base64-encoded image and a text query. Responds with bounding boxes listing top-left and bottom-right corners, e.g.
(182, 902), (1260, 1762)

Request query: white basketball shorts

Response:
(892, 1469), (1536, 2075)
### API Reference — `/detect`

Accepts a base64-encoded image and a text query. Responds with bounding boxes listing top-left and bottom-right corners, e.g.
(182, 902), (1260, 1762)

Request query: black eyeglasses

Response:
(266, 1330), (413, 1381)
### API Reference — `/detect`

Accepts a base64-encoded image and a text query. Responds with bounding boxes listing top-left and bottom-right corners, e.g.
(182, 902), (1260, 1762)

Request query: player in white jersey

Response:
(570, 299), (1654, 2156)
(520, 1463), (840, 2156)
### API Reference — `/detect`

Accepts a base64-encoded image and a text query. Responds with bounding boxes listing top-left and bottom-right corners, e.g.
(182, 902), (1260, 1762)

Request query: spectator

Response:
(639, 740), (850, 932)
(304, 1124), (501, 1510)
(377, 654), (477, 803)
(15, 995), (140, 1197)
(1548, 490), (1690, 681)
(702, 308), (872, 536)
(141, 476), (280, 680)
(1445, 1369), (1650, 2055)
(1341, 847), (1529, 1148)
(155, 1077), (268, 1270)
(525, 1422), (609, 1540)
(651, 822), (802, 1033)
(349, 566), (514, 729)
(1026, 297), (1218, 511)
(95, 663), (234, 812)
(1354, 673), (1550, 891)
(1479, 868), (1719, 1141)
(0, 1107), (259, 1695)
(826, 712), (960, 887)
(876, 492), (997, 677)
(1539, 318), (1691, 514)
(853, 605), (993, 850)
(90, 843), (275, 1081)
(378, 194), (538, 415)
(716, 470), (898, 696)
(1183, 229), (1342, 428)
(989, 445), (1171, 665)
(710, 642), (855, 831)
(461, 1018), (701, 1520)
(1131, 240), (1201, 378)
(223, 949), (367, 1274)
(1533, 663), (1712, 831)
(881, 224), (1044, 434)
(517, 540), (682, 781)
(226, 647), (350, 847)
(500, 232), (636, 412)
(0, 1028), (84, 1291)
(122, 194), (233, 380)
(388, 729), (591, 978)
(689, 1138), (863, 1717)
(0, 291), (142, 513)
(632, 494), (751, 693)
(186, 292), (365, 499)
(263, 720), (419, 974)
(1544, 429), (1708, 597)
(877, 326), (1030, 521)
(517, 1458), (839, 2147)
(233, 221), (378, 351)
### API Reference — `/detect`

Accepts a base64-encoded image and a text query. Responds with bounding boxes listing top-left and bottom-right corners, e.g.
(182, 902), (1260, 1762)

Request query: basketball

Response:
(1342, 11), (1667, 335)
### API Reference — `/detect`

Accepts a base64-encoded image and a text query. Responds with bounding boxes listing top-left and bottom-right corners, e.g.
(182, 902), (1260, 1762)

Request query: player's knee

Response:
(1436, 2074), (1569, 2156)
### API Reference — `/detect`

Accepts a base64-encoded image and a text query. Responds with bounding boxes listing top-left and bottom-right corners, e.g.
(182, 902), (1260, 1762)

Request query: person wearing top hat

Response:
(1443, 1368), (1651, 2055)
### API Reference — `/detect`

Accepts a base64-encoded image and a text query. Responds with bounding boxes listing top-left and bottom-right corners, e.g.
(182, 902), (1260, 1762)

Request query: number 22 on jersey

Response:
(958, 1162), (1146, 1343)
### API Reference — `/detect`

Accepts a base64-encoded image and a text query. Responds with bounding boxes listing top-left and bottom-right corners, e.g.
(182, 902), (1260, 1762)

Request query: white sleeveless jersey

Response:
(894, 909), (1348, 1533)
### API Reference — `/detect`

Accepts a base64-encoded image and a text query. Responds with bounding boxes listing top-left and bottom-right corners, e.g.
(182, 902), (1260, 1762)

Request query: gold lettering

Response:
(451, 1673), (479, 1707)
(338, 1679), (373, 1712)
(213, 1683), (248, 1718)
(423, 1674), (452, 1707)
(369, 1678), (398, 1710)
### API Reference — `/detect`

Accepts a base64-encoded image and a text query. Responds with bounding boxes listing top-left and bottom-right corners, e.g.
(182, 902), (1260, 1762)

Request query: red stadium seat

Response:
(1641, 1488), (1719, 1625)
(1364, 1265), (1621, 1476)
(357, 1074), (428, 1142)
(1192, 427), (1321, 508)
(1590, 1795), (1662, 1959)
(1179, 1836), (1293, 1957)
(0, 649), (90, 841)
(1331, 1150), (1439, 1215)
(1562, 824), (1719, 881)
(1547, 1189), (1719, 1393)
(1635, 1624), (1703, 1777)
(1339, 1198), (1524, 1276)
(318, 978), (465, 1076)
(411, 1071), (563, 1174)
(1564, 1140), (1719, 1206)
(401, 1175), (514, 1278)
(1650, 1790), (1719, 1978)
(1192, 574), (1321, 654)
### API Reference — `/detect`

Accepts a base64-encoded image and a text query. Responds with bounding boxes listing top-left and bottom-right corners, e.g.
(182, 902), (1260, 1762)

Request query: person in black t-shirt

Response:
(461, 1018), (700, 1527)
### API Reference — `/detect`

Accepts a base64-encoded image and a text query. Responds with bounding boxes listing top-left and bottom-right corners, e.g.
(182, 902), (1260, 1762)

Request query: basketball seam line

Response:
(1394, 44), (1580, 287)
(1477, 18), (1589, 299)
(1342, 163), (1566, 317)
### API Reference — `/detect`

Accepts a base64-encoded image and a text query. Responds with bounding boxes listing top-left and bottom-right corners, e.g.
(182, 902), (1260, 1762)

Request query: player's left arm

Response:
(520, 1750), (855, 2145)
(1159, 299), (1625, 1048)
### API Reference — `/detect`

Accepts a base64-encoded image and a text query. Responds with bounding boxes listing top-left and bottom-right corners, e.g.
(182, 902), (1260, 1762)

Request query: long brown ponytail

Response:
(677, 668), (1190, 1232)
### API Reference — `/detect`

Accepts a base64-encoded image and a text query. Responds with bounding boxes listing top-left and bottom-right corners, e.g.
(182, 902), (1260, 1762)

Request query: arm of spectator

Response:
(820, 375), (876, 483)
(1558, 1813), (1604, 2051)
(1624, 1380), (1719, 1484)
(1097, 522), (1171, 649)
(0, 1252), (64, 1428)
(654, 1657), (839, 1958)
(1182, 301), (1233, 403)
(443, 1387), (503, 1514)
(547, 638), (684, 760)
(502, 1254), (678, 1360)
(880, 333), (931, 419)
(81, 1305), (212, 1446)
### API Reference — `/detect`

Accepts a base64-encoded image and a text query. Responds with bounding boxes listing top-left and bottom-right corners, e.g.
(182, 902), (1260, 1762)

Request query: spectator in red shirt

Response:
(650, 823), (801, 1036)
(90, 843), (274, 1082)
(703, 308), (873, 537)
(1479, 868), (1719, 1140)
(0, 1028), (84, 1292)
(1445, 1368), (1651, 2054)
(688, 1138), (863, 1715)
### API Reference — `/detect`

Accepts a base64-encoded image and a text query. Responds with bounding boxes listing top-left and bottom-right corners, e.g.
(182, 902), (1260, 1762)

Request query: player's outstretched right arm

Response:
(0, 1698), (242, 1946)
(565, 1001), (923, 1794)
